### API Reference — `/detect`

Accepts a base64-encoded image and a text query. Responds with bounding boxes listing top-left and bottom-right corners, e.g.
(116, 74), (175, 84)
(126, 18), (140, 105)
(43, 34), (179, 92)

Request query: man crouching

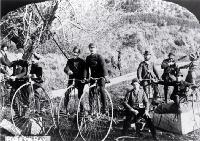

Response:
(122, 78), (157, 140)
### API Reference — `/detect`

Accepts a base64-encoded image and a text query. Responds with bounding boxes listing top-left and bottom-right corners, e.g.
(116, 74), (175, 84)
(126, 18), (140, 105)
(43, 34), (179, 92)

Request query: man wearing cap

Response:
(137, 51), (160, 100)
(64, 46), (86, 114)
(161, 52), (179, 103)
(179, 52), (200, 84)
(84, 43), (110, 114)
(122, 78), (157, 140)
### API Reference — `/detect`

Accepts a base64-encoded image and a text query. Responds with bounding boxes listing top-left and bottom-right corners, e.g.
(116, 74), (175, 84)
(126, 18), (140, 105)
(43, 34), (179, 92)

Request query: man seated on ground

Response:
(122, 78), (157, 140)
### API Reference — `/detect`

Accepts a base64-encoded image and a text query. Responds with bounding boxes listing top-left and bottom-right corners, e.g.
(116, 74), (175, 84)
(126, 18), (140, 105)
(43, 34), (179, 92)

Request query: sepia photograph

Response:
(0, 0), (200, 141)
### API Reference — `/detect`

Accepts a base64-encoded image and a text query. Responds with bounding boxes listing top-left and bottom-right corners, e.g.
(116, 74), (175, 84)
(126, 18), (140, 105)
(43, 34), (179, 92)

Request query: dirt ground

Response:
(1, 78), (200, 141)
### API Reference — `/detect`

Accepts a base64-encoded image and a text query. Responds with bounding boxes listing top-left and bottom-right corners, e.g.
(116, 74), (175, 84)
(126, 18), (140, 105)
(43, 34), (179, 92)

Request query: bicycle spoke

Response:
(11, 83), (55, 136)
(77, 88), (113, 141)
(58, 87), (79, 141)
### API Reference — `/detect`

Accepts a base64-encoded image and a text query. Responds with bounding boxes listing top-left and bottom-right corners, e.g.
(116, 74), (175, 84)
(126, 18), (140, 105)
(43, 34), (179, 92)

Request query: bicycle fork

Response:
(28, 83), (40, 115)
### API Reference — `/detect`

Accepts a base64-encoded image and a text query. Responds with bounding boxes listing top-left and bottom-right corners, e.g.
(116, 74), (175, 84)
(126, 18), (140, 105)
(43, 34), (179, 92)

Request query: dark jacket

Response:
(124, 87), (149, 111)
(84, 54), (108, 78)
(11, 60), (28, 79)
(137, 61), (159, 80)
(64, 57), (86, 79)
(30, 63), (43, 83)
(161, 58), (178, 81)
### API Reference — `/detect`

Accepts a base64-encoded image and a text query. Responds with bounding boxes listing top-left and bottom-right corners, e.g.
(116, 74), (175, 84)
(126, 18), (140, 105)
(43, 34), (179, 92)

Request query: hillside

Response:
(34, 0), (200, 90)
(1, 0), (200, 90)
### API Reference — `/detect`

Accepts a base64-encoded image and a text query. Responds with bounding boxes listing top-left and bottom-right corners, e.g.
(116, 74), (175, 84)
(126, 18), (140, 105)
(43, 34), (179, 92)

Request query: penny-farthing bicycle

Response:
(77, 77), (113, 141)
(58, 79), (83, 141)
(11, 76), (55, 135)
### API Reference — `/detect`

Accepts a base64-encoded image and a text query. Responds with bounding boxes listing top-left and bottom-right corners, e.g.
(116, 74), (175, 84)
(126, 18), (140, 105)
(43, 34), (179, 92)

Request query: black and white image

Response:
(1, 0), (200, 141)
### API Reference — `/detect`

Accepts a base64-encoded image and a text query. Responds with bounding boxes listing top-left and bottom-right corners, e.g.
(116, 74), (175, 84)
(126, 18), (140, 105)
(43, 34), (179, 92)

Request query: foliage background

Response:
(1, 0), (200, 91)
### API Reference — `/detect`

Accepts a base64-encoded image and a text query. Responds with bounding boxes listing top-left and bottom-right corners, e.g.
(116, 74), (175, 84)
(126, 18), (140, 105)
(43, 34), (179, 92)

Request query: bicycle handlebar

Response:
(139, 78), (159, 83)
(68, 78), (85, 81)
(88, 77), (110, 84)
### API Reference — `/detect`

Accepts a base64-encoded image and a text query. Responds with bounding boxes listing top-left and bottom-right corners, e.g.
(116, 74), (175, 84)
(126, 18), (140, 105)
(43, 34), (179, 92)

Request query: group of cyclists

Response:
(64, 43), (110, 115)
(0, 41), (200, 140)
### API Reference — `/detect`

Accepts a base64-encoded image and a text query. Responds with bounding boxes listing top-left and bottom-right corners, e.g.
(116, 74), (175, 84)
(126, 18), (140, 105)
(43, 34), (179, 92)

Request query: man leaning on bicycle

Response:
(5, 48), (43, 105)
(84, 43), (110, 114)
(9, 48), (29, 103)
(64, 46), (86, 114)
(137, 50), (160, 102)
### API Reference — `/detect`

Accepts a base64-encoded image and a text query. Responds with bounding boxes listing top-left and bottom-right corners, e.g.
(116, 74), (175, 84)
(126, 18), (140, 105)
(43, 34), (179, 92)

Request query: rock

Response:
(0, 119), (21, 136)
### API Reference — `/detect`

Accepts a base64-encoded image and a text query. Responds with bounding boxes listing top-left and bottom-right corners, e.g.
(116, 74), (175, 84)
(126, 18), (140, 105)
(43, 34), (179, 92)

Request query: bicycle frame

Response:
(88, 79), (104, 116)
(11, 77), (55, 135)
(58, 79), (77, 121)
(77, 77), (114, 141)
(58, 78), (82, 141)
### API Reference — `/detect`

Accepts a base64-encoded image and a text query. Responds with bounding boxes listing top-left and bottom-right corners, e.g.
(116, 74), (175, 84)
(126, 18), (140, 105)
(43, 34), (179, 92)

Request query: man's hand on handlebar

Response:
(82, 77), (110, 83)
(138, 78), (161, 84)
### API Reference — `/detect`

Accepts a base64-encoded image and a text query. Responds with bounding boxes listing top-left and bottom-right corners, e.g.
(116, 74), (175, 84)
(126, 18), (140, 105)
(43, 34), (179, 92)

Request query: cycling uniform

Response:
(64, 57), (86, 112)
(84, 53), (108, 114)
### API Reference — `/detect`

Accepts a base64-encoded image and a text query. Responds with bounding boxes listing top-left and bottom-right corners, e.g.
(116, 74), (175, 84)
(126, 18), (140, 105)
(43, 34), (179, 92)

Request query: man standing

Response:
(137, 51), (160, 100)
(122, 78), (157, 140)
(161, 52), (179, 103)
(0, 43), (11, 75)
(9, 48), (29, 103)
(179, 52), (200, 84)
(64, 46), (86, 114)
(30, 52), (43, 84)
(84, 43), (109, 114)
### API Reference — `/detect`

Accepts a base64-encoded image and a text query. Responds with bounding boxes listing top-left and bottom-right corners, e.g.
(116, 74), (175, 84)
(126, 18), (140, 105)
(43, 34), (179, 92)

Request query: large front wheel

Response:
(11, 83), (55, 135)
(77, 88), (113, 141)
(58, 87), (79, 141)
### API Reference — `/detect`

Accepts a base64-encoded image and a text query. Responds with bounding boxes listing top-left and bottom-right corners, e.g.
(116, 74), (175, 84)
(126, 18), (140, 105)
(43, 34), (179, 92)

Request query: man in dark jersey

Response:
(30, 52), (43, 84)
(9, 48), (28, 102)
(64, 46), (86, 114)
(84, 43), (109, 114)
